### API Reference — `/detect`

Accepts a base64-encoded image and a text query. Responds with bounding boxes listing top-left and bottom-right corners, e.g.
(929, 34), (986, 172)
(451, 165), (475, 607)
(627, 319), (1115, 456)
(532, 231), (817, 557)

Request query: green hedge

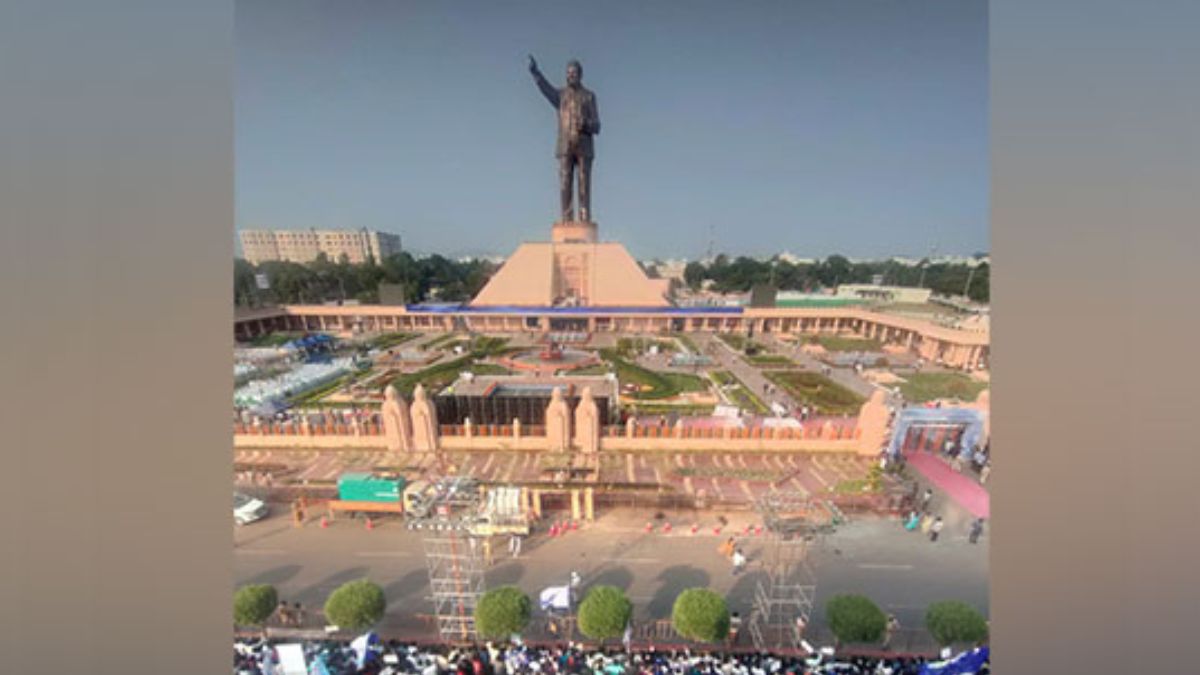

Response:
(475, 586), (532, 639)
(577, 586), (633, 641)
(234, 584), (278, 627)
(810, 335), (883, 352)
(324, 579), (386, 631)
(825, 594), (887, 644)
(671, 588), (730, 643)
(925, 601), (989, 646)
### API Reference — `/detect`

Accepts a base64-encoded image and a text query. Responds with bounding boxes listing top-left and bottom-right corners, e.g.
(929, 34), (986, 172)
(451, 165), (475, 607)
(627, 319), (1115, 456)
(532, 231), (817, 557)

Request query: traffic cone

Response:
(645, 521), (654, 533)
(571, 520), (579, 531)
(744, 524), (753, 535)
(550, 523), (559, 537)
(662, 522), (672, 533)
(755, 525), (764, 536)
(365, 517), (374, 531)
(713, 526), (722, 536)
(320, 516), (328, 529)
(691, 523), (699, 535)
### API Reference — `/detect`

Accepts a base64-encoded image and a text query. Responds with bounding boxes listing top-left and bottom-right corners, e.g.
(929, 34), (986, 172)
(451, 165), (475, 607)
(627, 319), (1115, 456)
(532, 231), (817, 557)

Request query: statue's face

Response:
(566, 63), (581, 87)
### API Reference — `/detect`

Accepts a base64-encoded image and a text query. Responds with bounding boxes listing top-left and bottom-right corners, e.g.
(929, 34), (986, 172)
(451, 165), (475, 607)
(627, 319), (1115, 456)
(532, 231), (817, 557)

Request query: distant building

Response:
(239, 228), (401, 265)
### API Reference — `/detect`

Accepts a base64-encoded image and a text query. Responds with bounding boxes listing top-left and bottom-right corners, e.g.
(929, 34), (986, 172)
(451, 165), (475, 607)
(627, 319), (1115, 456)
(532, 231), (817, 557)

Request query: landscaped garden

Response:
(765, 370), (866, 415)
(615, 337), (677, 358)
(599, 348), (708, 400)
(746, 353), (796, 367)
(365, 332), (417, 350)
(710, 371), (770, 414)
(809, 335), (883, 352)
(897, 371), (988, 403)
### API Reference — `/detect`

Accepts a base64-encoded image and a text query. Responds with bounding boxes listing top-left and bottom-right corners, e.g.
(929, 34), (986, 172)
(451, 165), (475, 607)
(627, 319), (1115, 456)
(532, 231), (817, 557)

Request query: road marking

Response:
(856, 563), (914, 570)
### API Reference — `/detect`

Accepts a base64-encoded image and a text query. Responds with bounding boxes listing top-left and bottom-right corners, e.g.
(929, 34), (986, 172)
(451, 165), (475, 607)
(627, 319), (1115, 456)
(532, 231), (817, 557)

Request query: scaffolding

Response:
(422, 531), (485, 643)
(409, 477), (487, 643)
(748, 492), (819, 651)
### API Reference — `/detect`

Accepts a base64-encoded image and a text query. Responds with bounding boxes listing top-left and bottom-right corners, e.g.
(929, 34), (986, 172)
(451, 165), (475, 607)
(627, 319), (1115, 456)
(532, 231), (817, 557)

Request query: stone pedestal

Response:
(551, 220), (597, 244)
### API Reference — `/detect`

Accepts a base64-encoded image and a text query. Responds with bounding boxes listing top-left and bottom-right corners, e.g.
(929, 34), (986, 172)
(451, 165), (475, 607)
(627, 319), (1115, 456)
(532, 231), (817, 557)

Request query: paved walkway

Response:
(906, 451), (990, 518)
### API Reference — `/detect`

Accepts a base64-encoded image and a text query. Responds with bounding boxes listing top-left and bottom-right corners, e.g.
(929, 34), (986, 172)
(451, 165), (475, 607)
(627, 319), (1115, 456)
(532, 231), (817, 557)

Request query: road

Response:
(235, 505), (987, 647)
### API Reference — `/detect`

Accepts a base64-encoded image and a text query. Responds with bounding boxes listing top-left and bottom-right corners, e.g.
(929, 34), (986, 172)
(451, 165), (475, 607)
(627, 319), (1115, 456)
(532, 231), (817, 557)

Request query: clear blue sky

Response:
(236, 0), (987, 260)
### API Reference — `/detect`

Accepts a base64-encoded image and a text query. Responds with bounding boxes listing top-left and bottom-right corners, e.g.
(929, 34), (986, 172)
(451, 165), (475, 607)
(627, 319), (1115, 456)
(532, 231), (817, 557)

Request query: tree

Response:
(925, 601), (989, 646)
(825, 594), (887, 644)
(474, 586), (532, 639)
(671, 588), (730, 643)
(234, 584), (278, 627)
(683, 261), (707, 290)
(324, 579), (386, 631)
(577, 586), (633, 641)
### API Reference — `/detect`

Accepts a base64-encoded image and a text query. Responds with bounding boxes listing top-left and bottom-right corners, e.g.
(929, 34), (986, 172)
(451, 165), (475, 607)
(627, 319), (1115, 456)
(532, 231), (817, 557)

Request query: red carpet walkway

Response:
(906, 451), (990, 519)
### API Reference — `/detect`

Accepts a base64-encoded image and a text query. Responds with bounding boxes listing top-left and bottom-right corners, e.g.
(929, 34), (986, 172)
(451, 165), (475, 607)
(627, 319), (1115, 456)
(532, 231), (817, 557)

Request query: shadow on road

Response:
(242, 564), (302, 587)
(586, 565), (634, 591)
(647, 565), (710, 618)
(383, 569), (429, 602)
(486, 562), (526, 587)
(294, 567), (370, 605)
(724, 569), (769, 614)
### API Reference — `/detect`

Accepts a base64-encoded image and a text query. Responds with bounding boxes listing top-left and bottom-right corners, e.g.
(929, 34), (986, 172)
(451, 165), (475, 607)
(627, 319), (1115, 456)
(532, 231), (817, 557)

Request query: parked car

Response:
(234, 492), (269, 526)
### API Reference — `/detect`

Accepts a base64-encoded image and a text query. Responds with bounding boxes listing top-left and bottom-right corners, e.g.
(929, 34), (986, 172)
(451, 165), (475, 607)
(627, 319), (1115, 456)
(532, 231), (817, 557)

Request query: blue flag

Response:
(919, 646), (989, 675)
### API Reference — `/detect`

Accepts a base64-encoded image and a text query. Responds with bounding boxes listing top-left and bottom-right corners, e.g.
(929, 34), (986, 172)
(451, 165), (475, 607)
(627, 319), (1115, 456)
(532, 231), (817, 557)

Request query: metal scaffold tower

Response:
(408, 477), (487, 643)
(422, 531), (485, 643)
(748, 491), (820, 651)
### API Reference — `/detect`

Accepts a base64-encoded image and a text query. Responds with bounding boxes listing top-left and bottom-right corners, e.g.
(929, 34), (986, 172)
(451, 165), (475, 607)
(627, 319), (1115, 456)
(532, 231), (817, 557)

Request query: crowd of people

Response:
(233, 638), (990, 675)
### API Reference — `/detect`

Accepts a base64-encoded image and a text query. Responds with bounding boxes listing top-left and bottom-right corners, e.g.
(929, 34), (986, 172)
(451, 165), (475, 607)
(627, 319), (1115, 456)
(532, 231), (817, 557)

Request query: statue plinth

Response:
(552, 220), (597, 244)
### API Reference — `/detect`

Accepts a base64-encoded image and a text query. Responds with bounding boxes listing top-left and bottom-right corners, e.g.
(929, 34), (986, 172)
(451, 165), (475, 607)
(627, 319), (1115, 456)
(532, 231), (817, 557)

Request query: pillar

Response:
(531, 489), (543, 519)
(571, 489), (582, 521)
(584, 487), (595, 522)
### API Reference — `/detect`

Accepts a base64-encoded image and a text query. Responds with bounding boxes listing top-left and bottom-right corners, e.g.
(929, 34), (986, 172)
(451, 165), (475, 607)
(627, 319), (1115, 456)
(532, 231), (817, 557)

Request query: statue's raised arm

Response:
(528, 54), (560, 108)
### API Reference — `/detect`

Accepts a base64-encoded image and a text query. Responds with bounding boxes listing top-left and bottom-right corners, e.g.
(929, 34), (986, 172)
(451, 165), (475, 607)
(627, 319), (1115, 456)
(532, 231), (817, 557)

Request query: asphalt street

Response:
(235, 506), (987, 644)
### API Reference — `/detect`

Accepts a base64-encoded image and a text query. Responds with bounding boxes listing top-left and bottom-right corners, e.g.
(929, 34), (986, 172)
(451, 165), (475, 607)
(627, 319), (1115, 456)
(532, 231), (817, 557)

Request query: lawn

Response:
(599, 349), (709, 400)
(809, 335), (883, 352)
(711, 371), (770, 414)
(383, 356), (475, 396)
(616, 337), (677, 358)
(897, 372), (988, 403)
(747, 354), (796, 367)
(367, 332), (417, 350)
(675, 334), (700, 353)
(422, 333), (461, 350)
(626, 403), (716, 417)
(765, 371), (866, 415)
(247, 332), (303, 347)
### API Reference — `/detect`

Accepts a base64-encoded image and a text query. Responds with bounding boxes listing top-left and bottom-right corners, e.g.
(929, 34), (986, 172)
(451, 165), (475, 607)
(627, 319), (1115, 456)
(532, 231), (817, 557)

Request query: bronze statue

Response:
(529, 55), (600, 223)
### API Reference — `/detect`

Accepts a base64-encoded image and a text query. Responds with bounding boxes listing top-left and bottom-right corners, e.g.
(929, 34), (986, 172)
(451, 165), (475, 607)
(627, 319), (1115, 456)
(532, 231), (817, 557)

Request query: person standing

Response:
(969, 518), (985, 544)
(292, 602), (304, 627)
(509, 533), (523, 559)
(921, 488), (934, 512)
(731, 548), (747, 575)
(904, 511), (920, 531)
(979, 461), (992, 485)
(883, 615), (900, 650)
(920, 512), (934, 534)
(728, 613), (742, 646)
(930, 517), (944, 542)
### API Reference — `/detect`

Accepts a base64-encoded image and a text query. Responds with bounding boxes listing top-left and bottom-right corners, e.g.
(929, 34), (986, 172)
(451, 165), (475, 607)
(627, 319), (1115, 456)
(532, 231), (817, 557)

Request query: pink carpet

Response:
(906, 451), (990, 518)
